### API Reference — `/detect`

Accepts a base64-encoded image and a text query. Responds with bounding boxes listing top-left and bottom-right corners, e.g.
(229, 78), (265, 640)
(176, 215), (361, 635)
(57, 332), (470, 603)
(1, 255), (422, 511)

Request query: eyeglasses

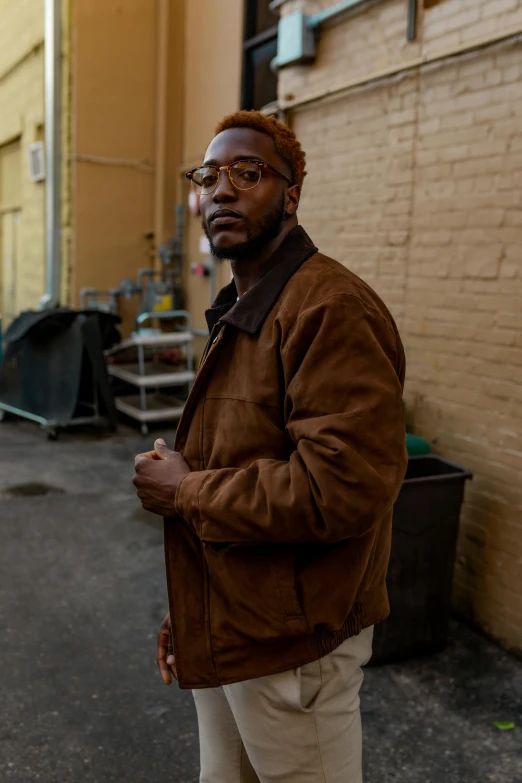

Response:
(186, 159), (292, 196)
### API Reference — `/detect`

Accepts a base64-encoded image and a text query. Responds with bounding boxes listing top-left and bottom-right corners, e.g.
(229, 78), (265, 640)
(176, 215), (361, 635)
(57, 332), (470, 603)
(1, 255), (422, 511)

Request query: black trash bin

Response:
(371, 455), (472, 665)
(0, 308), (120, 437)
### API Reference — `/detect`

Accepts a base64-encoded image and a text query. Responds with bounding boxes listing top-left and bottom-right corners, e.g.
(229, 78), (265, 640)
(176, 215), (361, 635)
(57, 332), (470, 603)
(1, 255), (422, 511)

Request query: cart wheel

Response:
(0, 409), (5, 422)
(141, 424), (148, 436)
(46, 428), (59, 441)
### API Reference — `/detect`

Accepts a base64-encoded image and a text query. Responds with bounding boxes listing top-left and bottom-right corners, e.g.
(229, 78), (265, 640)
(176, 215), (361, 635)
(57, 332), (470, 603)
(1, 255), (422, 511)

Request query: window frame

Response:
(241, 0), (279, 111)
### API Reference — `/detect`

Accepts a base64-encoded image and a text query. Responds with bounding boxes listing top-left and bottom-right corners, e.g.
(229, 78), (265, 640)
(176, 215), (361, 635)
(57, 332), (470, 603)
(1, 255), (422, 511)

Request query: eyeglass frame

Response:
(185, 159), (293, 195)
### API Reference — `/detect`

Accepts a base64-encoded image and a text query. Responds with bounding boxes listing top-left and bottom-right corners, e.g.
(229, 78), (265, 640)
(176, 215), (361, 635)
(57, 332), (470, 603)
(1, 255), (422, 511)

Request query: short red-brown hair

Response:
(214, 111), (307, 189)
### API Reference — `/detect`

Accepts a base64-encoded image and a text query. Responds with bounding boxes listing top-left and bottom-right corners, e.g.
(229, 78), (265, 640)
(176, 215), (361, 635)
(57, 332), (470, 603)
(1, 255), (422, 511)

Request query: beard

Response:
(202, 196), (286, 262)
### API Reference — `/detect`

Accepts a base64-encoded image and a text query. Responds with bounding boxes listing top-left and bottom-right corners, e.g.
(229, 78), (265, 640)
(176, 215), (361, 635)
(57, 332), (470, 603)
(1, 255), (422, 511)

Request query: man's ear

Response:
(285, 184), (300, 218)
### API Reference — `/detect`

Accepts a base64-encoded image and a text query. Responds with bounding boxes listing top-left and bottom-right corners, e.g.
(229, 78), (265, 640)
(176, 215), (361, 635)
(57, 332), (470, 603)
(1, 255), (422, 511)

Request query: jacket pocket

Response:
(299, 658), (322, 711)
(204, 544), (308, 652)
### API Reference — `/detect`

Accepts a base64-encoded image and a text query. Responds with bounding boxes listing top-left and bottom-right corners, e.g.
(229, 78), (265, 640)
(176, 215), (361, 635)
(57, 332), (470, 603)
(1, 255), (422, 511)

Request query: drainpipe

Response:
(154, 0), (169, 271)
(41, 0), (61, 309)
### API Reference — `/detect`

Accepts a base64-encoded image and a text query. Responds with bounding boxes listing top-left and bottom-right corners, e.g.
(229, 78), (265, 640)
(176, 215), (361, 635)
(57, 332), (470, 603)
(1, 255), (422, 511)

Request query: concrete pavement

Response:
(0, 418), (521, 782)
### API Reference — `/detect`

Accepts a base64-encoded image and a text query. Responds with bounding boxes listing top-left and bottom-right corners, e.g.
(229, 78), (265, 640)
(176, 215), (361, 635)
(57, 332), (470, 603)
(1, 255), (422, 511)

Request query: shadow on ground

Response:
(0, 419), (521, 782)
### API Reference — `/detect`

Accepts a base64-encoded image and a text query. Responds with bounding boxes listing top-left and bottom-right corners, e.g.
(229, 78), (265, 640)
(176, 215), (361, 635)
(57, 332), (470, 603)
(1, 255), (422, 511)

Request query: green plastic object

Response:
(492, 721), (515, 731)
(406, 433), (432, 456)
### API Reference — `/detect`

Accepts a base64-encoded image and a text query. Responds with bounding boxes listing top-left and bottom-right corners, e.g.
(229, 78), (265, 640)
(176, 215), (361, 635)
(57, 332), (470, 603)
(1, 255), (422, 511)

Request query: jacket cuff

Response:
(174, 470), (212, 537)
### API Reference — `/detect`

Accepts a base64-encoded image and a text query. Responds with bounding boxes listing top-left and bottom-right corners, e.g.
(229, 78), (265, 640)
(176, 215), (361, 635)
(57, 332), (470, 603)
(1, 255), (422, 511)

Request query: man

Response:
(133, 111), (407, 782)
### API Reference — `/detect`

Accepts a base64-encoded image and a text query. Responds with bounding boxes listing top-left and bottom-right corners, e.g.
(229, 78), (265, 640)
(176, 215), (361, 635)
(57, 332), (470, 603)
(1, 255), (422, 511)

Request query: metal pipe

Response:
(269, 0), (288, 11)
(407, 0), (418, 42)
(282, 26), (522, 112)
(308, 0), (376, 28)
(154, 0), (169, 272)
(41, 0), (61, 309)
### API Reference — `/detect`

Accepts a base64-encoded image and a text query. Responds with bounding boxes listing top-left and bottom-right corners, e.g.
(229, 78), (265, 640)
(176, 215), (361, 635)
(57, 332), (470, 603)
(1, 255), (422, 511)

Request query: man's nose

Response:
(212, 169), (237, 203)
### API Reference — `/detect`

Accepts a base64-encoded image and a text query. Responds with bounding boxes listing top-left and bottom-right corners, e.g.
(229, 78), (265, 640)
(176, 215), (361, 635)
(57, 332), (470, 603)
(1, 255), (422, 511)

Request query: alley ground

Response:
(1, 418), (521, 783)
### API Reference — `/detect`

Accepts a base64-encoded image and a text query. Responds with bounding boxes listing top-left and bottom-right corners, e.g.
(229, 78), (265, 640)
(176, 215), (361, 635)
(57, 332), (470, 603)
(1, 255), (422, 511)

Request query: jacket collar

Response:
(205, 225), (318, 335)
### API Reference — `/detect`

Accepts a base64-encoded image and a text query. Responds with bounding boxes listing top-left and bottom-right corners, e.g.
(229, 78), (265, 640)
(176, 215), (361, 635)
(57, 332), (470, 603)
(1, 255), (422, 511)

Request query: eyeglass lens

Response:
(191, 161), (261, 194)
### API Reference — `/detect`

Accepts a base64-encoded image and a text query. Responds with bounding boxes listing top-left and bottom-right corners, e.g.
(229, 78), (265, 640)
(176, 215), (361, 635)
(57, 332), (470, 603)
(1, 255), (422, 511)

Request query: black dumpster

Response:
(371, 455), (472, 664)
(0, 308), (120, 437)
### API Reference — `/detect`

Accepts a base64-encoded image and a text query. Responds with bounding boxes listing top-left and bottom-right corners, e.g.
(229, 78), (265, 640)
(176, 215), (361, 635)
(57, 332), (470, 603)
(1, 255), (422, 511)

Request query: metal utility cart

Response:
(105, 310), (195, 434)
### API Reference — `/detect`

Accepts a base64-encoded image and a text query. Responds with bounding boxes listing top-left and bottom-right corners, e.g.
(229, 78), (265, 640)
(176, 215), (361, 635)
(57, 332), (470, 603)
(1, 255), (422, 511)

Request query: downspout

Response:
(41, 0), (61, 308)
(154, 0), (169, 272)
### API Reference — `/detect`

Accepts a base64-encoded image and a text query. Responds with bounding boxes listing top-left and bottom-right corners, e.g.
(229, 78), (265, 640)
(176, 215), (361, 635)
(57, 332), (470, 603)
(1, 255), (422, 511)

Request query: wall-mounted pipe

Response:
(281, 26), (522, 112)
(270, 0), (383, 23)
(272, 0), (388, 69)
(41, 0), (61, 308)
(406, 0), (418, 42)
(269, 0), (288, 11)
(308, 0), (377, 29)
(154, 0), (169, 272)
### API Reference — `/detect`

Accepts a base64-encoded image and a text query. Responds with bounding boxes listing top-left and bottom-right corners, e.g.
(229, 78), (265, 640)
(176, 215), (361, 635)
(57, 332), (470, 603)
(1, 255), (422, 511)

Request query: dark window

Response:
(242, 0), (278, 110)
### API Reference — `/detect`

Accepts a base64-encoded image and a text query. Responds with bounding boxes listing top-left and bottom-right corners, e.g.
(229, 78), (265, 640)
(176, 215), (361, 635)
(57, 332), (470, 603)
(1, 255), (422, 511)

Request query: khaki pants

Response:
(193, 626), (374, 783)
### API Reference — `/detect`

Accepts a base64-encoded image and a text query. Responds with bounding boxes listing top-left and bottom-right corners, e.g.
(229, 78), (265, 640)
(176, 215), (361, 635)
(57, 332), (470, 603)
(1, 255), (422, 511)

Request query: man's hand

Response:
(157, 612), (176, 685)
(132, 438), (190, 517)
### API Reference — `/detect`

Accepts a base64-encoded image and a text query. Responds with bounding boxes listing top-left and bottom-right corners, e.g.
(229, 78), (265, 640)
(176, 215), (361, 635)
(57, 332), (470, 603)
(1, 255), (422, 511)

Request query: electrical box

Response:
(273, 12), (316, 69)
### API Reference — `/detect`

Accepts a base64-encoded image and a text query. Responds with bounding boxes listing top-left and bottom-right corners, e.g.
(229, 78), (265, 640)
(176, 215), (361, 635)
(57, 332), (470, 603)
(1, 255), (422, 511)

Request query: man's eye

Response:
(202, 173), (218, 187)
(237, 168), (258, 181)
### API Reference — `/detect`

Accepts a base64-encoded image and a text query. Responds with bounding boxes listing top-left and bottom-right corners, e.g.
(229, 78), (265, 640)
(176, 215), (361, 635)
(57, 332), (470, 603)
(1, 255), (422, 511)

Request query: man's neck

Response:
(231, 219), (297, 298)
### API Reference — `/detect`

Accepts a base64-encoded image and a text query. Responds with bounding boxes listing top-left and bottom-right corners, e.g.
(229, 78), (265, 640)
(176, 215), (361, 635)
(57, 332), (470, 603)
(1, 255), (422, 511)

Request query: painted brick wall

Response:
(406, 45), (522, 651)
(0, 0), (44, 77)
(0, 0), (72, 317)
(0, 0), (45, 317)
(423, 0), (522, 54)
(279, 0), (422, 102)
(283, 1), (522, 652)
(279, 0), (522, 100)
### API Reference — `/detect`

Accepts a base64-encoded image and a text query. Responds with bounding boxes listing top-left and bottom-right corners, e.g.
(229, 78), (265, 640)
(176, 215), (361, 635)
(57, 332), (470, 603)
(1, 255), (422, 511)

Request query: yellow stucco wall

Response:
(181, 0), (244, 345)
(71, 0), (186, 337)
(0, 0), (243, 337)
(72, 0), (157, 315)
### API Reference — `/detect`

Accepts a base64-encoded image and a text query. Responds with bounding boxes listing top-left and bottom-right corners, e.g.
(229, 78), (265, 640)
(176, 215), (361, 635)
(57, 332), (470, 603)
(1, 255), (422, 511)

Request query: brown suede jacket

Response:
(166, 226), (407, 689)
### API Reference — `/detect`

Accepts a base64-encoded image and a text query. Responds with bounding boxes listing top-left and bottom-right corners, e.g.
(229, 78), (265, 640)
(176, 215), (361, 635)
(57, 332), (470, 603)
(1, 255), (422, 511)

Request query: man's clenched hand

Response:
(132, 438), (190, 517)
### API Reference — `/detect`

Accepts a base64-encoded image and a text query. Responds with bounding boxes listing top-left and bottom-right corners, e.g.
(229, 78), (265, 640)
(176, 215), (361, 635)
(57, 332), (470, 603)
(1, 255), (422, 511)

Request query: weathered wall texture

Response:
(0, 0), (243, 336)
(181, 0), (244, 343)
(280, 0), (522, 651)
(72, 0), (158, 311)
(0, 0), (45, 320)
